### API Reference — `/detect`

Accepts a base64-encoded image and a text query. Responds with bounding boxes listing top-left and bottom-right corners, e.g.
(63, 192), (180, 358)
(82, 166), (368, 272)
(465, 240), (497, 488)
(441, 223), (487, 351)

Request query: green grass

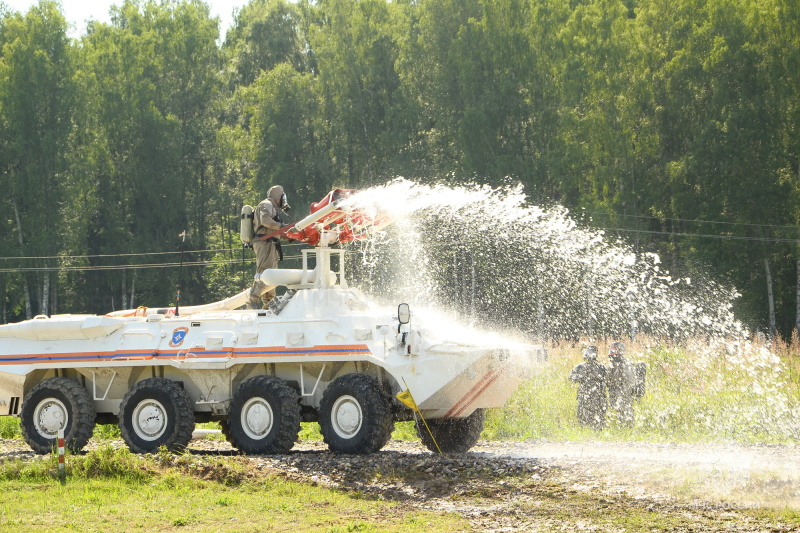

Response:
(0, 417), (20, 439)
(484, 339), (800, 443)
(0, 446), (468, 533)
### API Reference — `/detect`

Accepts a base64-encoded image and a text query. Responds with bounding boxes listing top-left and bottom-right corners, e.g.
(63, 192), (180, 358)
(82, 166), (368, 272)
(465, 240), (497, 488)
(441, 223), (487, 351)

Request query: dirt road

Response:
(194, 437), (800, 532)
(484, 440), (800, 510)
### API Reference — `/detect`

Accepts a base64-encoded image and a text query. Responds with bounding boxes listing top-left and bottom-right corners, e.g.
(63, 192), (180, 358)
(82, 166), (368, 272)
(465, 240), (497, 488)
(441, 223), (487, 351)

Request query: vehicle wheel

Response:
(227, 375), (301, 454)
(20, 377), (96, 455)
(415, 408), (485, 454)
(219, 419), (233, 444)
(118, 378), (195, 454)
(319, 374), (393, 455)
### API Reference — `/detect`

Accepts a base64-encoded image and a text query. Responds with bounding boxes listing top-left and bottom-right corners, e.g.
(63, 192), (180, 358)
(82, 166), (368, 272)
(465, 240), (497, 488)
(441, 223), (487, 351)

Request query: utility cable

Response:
(0, 254), (308, 274)
(0, 243), (306, 262)
(595, 226), (800, 244)
(582, 211), (800, 232)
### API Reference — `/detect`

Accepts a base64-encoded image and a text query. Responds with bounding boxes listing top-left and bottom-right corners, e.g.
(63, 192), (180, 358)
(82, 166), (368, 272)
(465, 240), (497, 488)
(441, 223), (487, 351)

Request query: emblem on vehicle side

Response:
(169, 327), (189, 347)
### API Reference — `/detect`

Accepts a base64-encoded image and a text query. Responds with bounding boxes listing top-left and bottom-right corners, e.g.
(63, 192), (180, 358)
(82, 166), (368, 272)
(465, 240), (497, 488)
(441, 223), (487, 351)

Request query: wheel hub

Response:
(241, 397), (274, 439)
(331, 395), (362, 438)
(34, 398), (68, 438)
(132, 399), (167, 441)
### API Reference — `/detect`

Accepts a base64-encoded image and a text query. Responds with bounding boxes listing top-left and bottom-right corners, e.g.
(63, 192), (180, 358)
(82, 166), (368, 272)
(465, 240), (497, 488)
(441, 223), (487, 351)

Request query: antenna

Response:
(175, 230), (187, 317)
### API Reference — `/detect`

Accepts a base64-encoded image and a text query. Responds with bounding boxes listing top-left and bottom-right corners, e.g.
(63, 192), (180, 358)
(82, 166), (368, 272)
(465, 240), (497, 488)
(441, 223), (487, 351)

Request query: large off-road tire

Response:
(227, 375), (301, 454)
(415, 408), (485, 454)
(20, 377), (96, 455)
(118, 378), (195, 454)
(219, 419), (233, 444)
(319, 374), (393, 455)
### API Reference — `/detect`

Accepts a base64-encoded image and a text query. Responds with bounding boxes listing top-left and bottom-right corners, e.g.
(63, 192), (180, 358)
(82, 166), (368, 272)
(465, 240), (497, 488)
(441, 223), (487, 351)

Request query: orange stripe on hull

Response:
(443, 367), (506, 418)
(0, 345), (372, 366)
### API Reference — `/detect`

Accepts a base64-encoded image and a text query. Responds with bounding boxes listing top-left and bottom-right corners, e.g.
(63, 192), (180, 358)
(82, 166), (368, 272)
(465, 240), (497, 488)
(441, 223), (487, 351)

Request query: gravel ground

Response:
(2, 435), (799, 532)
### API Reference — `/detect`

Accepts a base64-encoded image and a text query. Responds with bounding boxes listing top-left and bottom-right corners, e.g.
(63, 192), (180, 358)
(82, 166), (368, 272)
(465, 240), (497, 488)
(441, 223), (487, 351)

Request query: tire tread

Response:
(118, 378), (195, 454)
(319, 374), (393, 455)
(20, 377), (95, 455)
(227, 375), (301, 454)
(415, 408), (485, 454)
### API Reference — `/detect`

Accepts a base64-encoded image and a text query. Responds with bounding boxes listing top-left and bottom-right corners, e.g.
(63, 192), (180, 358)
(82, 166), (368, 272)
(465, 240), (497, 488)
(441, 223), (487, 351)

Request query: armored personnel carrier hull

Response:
(0, 192), (544, 455)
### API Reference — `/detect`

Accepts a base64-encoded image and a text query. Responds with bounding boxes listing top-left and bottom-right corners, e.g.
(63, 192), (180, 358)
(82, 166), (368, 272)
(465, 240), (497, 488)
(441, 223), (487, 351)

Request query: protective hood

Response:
(267, 185), (285, 204)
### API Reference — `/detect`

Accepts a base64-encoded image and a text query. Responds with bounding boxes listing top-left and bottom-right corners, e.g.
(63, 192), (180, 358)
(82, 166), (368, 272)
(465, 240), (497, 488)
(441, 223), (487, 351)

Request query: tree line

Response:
(0, 0), (798, 338)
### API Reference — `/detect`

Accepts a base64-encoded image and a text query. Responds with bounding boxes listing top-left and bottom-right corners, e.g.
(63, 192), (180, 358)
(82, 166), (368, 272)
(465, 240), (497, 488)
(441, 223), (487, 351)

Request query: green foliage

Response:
(391, 421), (419, 441)
(0, 445), (148, 483)
(299, 421), (323, 440)
(71, 445), (152, 481)
(0, 417), (21, 439)
(224, 0), (308, 86)
(92, 423), (121, 440)
(0, 0), (799, 335)
(0, 454), (60, 482)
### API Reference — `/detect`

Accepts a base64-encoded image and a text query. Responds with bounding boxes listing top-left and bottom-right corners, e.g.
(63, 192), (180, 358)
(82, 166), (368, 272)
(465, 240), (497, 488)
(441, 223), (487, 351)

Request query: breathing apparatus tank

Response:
(240, 205), (254, 244)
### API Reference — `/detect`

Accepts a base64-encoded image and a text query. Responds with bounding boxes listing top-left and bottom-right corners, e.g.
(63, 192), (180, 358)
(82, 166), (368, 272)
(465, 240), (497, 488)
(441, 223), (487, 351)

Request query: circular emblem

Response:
(169, 327), (189, 347)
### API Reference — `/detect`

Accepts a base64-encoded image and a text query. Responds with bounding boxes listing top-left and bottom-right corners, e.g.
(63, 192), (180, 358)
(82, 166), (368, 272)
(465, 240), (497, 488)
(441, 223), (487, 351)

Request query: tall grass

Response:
(485, 337), (800, 443)
(773, 330), (800, 394)
(0, 417), (20, 439)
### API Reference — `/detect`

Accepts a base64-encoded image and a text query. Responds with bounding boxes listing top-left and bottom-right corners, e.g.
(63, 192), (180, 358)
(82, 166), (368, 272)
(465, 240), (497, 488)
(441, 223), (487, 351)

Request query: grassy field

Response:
(0, 446), (467, 533)
(484, 337), (800, 443)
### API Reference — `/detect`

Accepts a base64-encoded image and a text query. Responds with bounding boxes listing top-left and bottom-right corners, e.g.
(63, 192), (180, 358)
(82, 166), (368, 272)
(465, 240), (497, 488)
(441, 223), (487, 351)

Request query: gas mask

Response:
(280, 193), (291, 212)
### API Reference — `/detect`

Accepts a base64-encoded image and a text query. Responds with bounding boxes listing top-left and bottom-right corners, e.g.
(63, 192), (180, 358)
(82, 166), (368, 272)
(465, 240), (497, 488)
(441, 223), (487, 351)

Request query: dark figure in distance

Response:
(606, 341), (637, 427)
(568, 345), (608, 430)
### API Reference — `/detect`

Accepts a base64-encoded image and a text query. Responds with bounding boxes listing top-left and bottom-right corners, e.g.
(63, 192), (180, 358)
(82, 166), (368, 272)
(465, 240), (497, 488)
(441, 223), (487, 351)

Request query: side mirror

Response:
(398, 303), (411, 325)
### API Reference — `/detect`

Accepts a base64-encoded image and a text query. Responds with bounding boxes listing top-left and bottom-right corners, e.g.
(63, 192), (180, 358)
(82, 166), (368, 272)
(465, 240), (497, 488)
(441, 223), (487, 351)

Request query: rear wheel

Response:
(319, 374), (393, 454)
(415, 409), (485, 454)
(118, 378), (195, 453)
(227, 375), (301, 454)
(219, 419), (233, 444)
(20, 377), (96, 455)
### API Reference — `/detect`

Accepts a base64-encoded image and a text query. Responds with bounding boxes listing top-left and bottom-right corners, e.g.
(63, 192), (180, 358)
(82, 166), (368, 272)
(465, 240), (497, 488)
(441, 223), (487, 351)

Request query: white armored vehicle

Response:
(0, 190), (543, 455)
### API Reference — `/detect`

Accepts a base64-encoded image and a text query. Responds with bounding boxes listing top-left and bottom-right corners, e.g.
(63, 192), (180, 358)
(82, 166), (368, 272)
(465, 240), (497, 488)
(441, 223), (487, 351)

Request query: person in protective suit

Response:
(606, 341), (636, 427)
(568, 345), (607, 430)
(248, 185), (291, 309)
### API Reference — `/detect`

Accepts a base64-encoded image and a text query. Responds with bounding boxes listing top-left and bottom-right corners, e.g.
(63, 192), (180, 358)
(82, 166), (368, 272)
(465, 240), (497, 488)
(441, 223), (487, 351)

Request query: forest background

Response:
(1, 0), (799, 339)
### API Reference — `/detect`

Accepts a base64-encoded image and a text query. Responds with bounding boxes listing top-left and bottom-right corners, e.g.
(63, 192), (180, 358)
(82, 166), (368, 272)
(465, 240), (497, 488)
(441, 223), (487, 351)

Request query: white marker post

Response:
(57, 429), (65, 479)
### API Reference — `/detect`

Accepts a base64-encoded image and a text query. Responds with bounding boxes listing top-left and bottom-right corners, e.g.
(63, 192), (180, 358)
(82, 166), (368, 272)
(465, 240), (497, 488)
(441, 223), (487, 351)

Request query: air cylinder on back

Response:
(240, 205), (254, 244)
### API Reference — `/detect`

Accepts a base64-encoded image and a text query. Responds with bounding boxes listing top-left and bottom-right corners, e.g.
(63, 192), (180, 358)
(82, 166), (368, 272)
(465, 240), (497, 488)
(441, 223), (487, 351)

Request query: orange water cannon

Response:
(260, 189), (392, 246)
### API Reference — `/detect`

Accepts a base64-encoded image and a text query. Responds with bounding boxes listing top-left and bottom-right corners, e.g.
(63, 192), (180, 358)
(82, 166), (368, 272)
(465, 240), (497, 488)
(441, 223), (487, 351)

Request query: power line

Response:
(0, 244), (306, 262)
(596, 226), (800, 243)
(0, 254), (307, 274)
(583, 211), (800, 233)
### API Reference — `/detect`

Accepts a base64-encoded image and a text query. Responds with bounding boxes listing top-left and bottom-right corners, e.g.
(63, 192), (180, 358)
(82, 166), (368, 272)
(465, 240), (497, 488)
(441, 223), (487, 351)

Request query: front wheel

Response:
(227, 375), (301, 454)
(20, 377), (96, 454)
(118, 378), (195, 453)
(415, 409), (485, 454)
(319, 374), (393, 454)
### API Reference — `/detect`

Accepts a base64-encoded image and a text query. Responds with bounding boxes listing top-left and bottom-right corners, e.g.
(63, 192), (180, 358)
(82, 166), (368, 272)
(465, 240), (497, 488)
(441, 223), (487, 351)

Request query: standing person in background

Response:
(607, 341), (636, 427)
(248, 185), (291, 309)
(568, 345), (608, 430)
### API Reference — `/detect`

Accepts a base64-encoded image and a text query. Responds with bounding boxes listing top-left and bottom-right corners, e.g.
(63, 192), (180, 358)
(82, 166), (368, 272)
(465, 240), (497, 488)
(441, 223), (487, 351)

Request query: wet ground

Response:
(487, 440), (800, 510)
